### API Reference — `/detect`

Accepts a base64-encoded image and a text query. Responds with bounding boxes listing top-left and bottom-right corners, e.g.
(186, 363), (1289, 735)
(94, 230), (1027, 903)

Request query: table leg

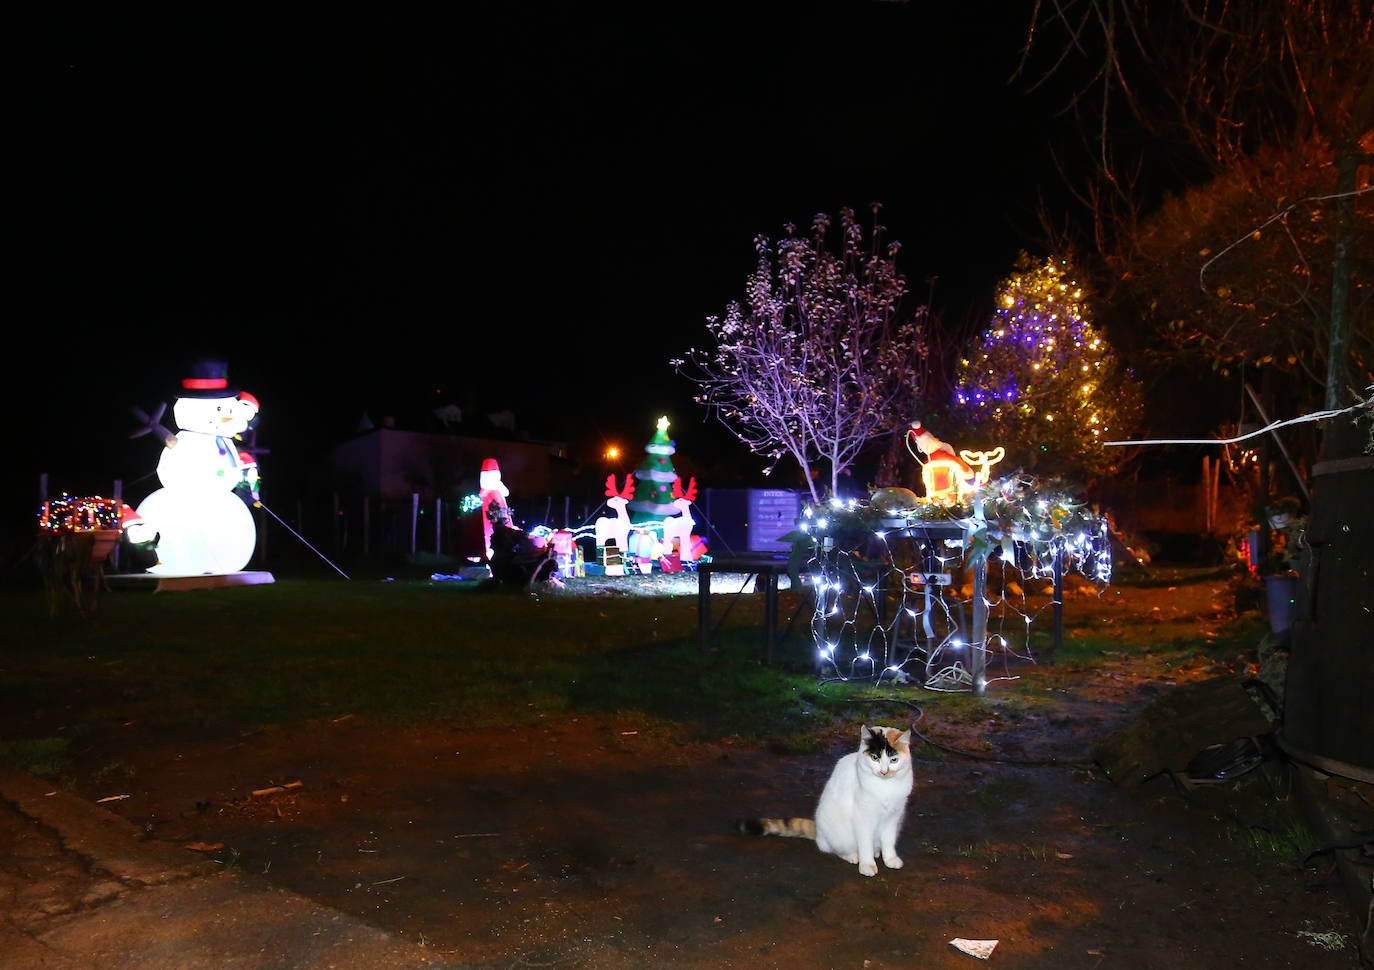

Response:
(764, 571), (778, 663)
(698, 562), (713, 650)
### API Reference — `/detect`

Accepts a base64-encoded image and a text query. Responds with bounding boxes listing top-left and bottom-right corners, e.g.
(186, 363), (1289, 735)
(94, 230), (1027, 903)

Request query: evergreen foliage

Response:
(952, 252), (1141, 481)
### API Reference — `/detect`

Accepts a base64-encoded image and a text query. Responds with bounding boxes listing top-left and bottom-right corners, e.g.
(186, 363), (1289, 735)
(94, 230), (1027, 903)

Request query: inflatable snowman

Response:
(127, 360), (262, 575)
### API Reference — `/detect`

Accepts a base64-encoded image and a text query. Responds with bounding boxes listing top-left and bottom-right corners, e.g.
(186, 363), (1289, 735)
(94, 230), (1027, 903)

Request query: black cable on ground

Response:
(863, 695), (1101, 771)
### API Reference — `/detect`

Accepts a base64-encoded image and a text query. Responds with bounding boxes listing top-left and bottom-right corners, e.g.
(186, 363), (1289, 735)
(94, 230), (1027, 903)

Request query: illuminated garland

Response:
(37, 495), (125, 533)
(794, 475), (1112, 690)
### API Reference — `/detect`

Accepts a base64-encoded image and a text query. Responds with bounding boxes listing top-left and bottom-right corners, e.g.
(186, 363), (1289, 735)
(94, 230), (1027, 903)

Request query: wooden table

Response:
(697, 554), (793, 662)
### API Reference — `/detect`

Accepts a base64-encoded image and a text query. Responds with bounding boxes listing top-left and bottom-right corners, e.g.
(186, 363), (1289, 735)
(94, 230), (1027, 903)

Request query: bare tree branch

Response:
(671, 206), (929, 503)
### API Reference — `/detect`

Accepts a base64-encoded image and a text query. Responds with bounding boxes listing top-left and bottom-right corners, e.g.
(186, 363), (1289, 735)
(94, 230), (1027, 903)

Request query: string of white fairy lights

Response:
(797, 391), (1374, 690)
(796, 477), (1114, 690)
(1103, 389), (1374, 448)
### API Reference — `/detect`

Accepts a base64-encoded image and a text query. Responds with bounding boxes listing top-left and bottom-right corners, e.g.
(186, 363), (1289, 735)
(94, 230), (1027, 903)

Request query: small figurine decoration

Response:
(595, 475), (635, 574)
(548, 529), (583, 578)
(660, 476), (699, 567)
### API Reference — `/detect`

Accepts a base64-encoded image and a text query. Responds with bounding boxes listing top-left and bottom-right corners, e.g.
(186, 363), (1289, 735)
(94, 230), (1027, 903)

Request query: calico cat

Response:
(739, 724), (914, 876)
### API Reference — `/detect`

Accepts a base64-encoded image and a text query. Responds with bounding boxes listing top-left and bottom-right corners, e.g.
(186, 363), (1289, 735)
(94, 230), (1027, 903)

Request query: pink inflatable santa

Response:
(479, 458), (510, 560)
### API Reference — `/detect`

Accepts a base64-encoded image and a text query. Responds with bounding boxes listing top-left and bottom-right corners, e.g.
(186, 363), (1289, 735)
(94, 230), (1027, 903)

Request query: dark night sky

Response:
(11, 3), (1069, 524)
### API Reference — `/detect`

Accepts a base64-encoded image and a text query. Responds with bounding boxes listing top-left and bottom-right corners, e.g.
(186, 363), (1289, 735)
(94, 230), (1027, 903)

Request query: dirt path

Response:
(71, 709), (1362, 966)
(11, 574), (1371, 968)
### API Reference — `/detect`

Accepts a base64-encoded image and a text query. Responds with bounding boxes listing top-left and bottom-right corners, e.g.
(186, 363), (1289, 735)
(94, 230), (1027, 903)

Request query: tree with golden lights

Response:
(951, 252), (1141, 482)
(671, 205), (929, 503)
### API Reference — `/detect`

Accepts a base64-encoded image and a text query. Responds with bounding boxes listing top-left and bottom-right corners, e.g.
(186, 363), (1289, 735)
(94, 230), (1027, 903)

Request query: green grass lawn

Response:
(4, 576), (847, 764)
(0, 566), (1266, 777)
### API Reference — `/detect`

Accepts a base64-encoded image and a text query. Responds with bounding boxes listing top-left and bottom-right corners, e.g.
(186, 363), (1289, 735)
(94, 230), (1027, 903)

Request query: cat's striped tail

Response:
(736, 817), (816, 840)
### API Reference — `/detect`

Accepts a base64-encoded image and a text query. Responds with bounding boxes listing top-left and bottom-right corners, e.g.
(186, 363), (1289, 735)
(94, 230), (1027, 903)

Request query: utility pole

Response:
(1326, 64), (1374, 409)
(1324, 147), (1357, 410)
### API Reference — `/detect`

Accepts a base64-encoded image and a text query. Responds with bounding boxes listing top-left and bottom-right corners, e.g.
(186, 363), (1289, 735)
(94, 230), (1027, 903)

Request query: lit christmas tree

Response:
(628, 416), (682, 524)
(952, 252), (1141, 480)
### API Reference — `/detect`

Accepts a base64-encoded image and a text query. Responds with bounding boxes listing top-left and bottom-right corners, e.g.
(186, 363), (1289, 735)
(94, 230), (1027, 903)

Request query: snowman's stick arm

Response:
(128, 404), (177, 447)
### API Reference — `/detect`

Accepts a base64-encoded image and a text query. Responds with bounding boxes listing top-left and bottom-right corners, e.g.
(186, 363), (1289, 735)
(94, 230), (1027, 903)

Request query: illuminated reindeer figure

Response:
(662, 476), (700, 561)
(595, 474), (635, 565)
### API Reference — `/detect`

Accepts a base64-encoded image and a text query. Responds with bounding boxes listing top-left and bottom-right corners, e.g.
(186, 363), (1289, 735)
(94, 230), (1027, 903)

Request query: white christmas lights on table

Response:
(794, 473), (1112, 691)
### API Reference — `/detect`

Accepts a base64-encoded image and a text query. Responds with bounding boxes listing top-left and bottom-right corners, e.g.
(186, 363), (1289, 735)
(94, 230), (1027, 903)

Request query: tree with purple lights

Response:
(671, 205), (929, 504)
(952, 252), (1140, 482)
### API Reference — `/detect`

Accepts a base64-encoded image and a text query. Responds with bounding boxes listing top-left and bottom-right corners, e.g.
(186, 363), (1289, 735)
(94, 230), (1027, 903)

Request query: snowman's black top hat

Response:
(178, 358), (240, 398)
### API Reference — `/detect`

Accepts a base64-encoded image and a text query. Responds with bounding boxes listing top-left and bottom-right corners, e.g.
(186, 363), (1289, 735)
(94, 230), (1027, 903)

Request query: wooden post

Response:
(112, 479), (123, 571)
(970, 555), (988, 697)
(968, 498), (989, 697)
(1201, 456), (1213, 533)
(1211, 456), (1221, 533)
(1324, 144), (1357, 409)
(410, 493), (419, 556)
(1052, 541), (1065, 652)
(698, 560), (713, 651)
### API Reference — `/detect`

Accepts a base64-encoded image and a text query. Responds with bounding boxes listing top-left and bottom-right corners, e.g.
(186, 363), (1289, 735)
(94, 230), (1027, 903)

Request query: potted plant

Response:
(1255, 497), (1305, 636)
